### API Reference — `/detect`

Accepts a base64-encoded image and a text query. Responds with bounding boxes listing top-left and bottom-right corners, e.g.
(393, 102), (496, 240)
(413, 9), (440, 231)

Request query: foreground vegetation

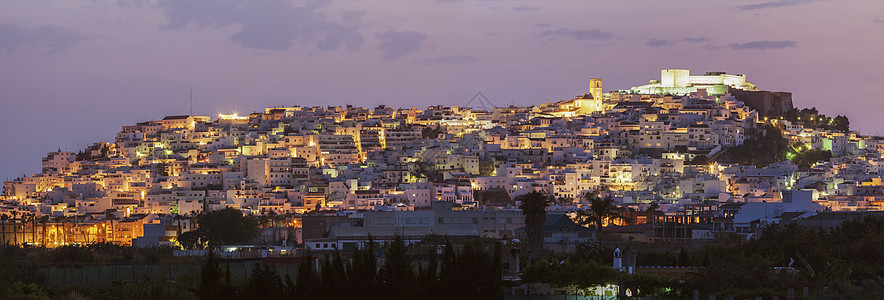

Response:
(5, 215), (884, 299)
(522, 215), (884, 299)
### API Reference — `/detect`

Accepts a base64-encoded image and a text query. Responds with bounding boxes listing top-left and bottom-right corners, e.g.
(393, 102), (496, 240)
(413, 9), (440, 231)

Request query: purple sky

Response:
(2, 0), (884, 180)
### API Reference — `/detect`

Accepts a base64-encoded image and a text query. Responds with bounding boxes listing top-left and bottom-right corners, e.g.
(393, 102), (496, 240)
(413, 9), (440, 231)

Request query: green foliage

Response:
(717, 124), (789, 167)
(48, 245), (94, 266)
(791, 148), (832, 170)
(822, 278), (884, 300)
(438, 239), (502, 300)
(180, 208), (260, 249)
(681, 216), (884, 297)
(175, 230), (205, 250)
(575, 191), (628, 232)
(421, 125), (443, 139)
(782, 107), (849, 131)
(381, 235), (415, 299)
(517, 191), (549, 259)
(619, 273), (683, 297)
(523, 258), (620, 289)
(92, 275), (196, 300)
(0, 281), (49, 300)
(195, 250), (229, 300)
(242, 263), (284, 300)
(687, 155), (712, 166)
(0, 246), (42, 292)
(1, 236), (504, 299)
(272, 237), (503, 300)
(473, 189), (513, 207)
(478, 161), (495, 176)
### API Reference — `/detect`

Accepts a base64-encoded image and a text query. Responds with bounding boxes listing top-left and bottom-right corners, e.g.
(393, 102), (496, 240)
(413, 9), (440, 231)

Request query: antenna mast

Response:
(189, 88), (193, 116)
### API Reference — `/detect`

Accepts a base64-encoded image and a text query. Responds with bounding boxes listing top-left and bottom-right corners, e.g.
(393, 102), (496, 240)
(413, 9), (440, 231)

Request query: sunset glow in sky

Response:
(2, 0), (884, 179)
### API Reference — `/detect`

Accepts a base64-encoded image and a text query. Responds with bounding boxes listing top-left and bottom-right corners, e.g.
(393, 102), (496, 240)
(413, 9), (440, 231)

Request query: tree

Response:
(196, 207), (260, 248)
(105, 211), (117, 243)
(243, 263), (285, 300)
(176, 230), (206, 250)
(578, 192), (627, 233)
(293, 251), (321, 299)
(29, 214), (36, 245)
(689, 155), (712, 166)
(421, 125), (443, 139)
(517, 191), (549, 260)
(833, 115), (850, 131)
(195, 250), (228, 300)
(381, 235), (416, 299)
(416, 246), (439, 299)
(523, 258), (621, 292)
(438, 239), (502, 300)
(792, 149), (832, 170)
(0, 214), (6, 245)
(39, 216), (48, 247)
(646, 202), (660, 224)
(10, 211), (18, 246)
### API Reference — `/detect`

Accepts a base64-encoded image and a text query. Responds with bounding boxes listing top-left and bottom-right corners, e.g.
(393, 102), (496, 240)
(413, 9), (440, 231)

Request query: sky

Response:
(1, 0), (884, 181)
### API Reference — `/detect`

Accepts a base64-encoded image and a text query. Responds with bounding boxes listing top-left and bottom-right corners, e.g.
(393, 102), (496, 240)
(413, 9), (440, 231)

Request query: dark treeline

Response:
(514, 215), (884, 299)
(196, 235), (503, 300)
(6, 216), (884, 299)
(679, 215), (884, 298)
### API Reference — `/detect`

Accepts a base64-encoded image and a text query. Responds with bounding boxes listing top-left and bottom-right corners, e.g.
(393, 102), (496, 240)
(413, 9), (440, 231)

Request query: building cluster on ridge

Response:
(2, 69), (882, 249)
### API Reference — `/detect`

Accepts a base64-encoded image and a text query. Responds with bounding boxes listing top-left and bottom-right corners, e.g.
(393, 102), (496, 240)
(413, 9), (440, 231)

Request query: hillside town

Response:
(1, 69), (879, 252)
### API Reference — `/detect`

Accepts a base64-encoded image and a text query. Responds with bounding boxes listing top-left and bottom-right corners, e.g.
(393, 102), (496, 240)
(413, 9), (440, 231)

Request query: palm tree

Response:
(23, 213), (34, 245)
(77, 215), (88, 244)
(52, 216), (66, 245)
(106, 211), (117, 244)
(40, 215), (49, 247)
(1, 214), (7, 245)
(645, 202), (660, 224)
(577, 191), (627, 233)
(10, 211), (18, 246)
(517, 191), (549, 260)
(29, 213), (37, 245)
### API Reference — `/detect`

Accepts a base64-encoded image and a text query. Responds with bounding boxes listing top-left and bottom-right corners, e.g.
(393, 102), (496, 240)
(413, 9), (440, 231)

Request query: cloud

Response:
(738, 0), (819, 11)
(645, 39), (674, 47)
(156, 0), (364, 51)
(420, 55), (477, 65)
(0, 23), (91, 54)
(540, 28), (614, 41)
(874, 16), (884, 24)
(684, 37), (708, 43)
(729, 40), (796, 50)
(375, 30), (427, 61)
(513, 6), (539, 12)
(115, 0), (151, 9)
